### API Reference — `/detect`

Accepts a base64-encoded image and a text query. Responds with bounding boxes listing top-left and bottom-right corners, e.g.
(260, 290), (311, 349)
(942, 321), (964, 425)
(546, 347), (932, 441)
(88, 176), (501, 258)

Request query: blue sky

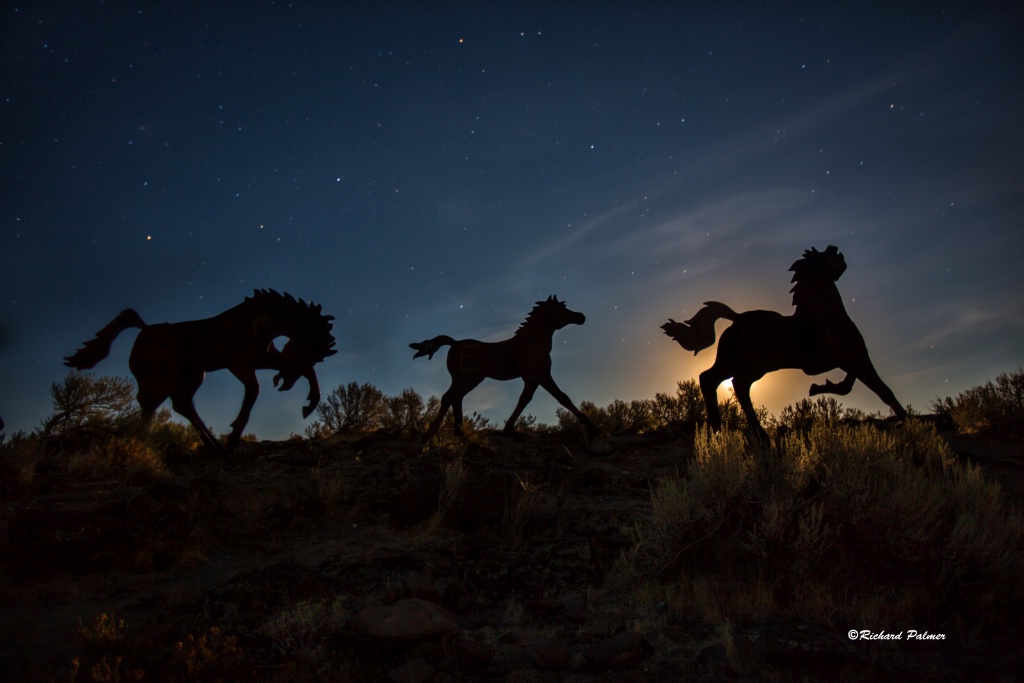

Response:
(2, 2), (1021, 437)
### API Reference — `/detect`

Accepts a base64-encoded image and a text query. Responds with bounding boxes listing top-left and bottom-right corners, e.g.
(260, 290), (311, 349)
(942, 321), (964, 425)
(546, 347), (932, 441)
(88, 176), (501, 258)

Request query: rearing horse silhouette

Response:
(662, 246), (906, 442)
(410, 296), (600, 439)
(64, 289), (337, 452)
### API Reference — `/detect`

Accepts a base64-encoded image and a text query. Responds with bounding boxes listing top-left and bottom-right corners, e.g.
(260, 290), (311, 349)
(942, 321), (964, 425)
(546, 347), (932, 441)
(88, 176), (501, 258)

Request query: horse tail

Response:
(409, 335), (456, 360)
(64, 309), (148, 370)
(661, 301), (737, 355)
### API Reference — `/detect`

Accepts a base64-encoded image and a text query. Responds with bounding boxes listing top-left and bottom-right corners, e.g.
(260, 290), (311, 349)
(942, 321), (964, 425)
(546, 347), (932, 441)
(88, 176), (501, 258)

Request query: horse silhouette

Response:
(662, 246), (906, 442)
(410, 296), (600, 439)
(64, 289), (336, 452)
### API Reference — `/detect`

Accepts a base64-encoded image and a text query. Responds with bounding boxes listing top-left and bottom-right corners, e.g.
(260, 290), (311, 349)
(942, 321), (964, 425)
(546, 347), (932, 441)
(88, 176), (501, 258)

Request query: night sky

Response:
(2, 2), (1022, 439)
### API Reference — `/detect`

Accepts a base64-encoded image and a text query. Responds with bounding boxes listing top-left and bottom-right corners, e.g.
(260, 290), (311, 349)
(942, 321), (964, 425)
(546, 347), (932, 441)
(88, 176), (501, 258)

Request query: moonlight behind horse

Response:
(410, 296), (600, 439)
(662, 246), (906, 441)
(64, 289), (337, 452)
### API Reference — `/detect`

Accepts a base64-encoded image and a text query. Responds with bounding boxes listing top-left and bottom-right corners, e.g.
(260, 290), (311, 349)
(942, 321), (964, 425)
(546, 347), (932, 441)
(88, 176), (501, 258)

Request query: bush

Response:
(43, 373), (138, 448)
(616, 420), (1022, 628)
(652, 379), (707, 428)
(311, 382), (388, 434)
(382, 388), (429, 432)
(66, 435), (169, 485)
(260, 597), (350, 675)
(932, 368), (1024, 437)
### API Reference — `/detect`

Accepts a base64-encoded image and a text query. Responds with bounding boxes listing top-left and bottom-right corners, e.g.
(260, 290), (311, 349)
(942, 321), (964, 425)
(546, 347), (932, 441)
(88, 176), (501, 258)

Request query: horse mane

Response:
(788, 245), (847, 313)
(514, 295), (561, 336)
(246, 289), (337, 361)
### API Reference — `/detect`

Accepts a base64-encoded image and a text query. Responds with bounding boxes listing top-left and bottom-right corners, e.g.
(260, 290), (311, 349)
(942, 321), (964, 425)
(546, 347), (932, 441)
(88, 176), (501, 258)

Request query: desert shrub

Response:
(932, 368), (1024, 437)
(567, 380), (716, 434)
(43, 373), (139, 449)
(311, 381), (388, 434)
(144, 408), (204, 456)
(382, 387), (428, 432)
(617, 421), (1022, 629)
(0, 429), (44, 493)
(261, 597), (350, 675)
(776, 396), (845, 432)
(569, 399), (658, 434)
(66, 435), (169, 485)
(72, 613), (146, 682)
(514, 413), (537, 431)
(425, 405), (493, 447)
(652, 379), (707, 428)
(173, 626), (244, 682)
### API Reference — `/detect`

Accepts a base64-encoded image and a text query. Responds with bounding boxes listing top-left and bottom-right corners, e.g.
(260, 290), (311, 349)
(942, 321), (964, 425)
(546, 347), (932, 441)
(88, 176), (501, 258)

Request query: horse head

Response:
(269, 337), (335, 418)
(790, 245), (847, 281)
(537, 295), (586, 330)
(248, 291), (337, 419)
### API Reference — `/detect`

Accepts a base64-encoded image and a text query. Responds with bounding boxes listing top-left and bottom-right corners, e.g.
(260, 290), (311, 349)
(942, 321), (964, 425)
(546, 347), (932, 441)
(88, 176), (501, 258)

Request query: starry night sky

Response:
(2, 2), (1022, 438)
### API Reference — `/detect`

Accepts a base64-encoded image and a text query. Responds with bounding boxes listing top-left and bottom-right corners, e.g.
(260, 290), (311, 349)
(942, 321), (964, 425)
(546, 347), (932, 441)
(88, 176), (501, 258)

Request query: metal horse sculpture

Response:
(662, 246), (906, 442)
(410, 296), (600, 440)
(64, 289), (337, 452)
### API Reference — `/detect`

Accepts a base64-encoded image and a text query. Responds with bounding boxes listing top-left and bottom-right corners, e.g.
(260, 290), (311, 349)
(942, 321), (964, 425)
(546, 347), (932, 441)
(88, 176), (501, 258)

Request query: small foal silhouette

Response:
(410, 296), (600, 439)
(662, 246), (906, 441)
(64, 289), (336, 452)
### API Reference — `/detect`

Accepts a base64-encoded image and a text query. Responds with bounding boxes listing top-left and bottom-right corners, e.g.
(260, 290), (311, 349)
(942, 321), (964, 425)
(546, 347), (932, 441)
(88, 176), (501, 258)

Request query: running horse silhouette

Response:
(662, 246), (906, 442)
(410, 296), (600, 440)
(64, 289), (337, 452)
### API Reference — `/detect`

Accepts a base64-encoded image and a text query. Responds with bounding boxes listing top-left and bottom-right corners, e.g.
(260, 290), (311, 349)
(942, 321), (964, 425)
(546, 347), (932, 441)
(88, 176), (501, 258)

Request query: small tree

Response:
(383, 388), (427, 432)
(313, 382), (388, 433)
(43, 373), (138, 440)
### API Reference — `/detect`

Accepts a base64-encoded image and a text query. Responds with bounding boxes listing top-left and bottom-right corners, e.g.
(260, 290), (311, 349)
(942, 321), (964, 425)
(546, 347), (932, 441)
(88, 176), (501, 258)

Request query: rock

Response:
(387, 657), (435, 683)
(356, 599), (457, 642)
(584, 631), (653, 671)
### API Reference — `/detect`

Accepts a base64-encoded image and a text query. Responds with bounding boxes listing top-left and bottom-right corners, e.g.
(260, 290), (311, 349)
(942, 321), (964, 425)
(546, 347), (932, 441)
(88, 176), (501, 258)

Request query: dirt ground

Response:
(2, 424), (1021, 682)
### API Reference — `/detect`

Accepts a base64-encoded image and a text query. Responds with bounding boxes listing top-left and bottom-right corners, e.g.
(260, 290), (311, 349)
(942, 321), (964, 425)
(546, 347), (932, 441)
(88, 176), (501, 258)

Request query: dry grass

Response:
(66, 435), (169, 485)
(612, 420), (1023, 635)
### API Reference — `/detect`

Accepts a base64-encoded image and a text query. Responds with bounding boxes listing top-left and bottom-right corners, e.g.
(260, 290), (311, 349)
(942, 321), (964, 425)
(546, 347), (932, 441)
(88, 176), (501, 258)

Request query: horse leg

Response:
(733, 377), (769, 444)
(846, 360), (907, 420)
(810, 372), (856, 396)
(503, 381), (539, 435)
(169, 370), (223, 453)
(699, 364), (731, 431)
(133, 371), (170, 440)
(450, 375), (483, 437)
(226, 367), (260, 450)
(424, 376), (479, 440)
(539, 376), (600, 436)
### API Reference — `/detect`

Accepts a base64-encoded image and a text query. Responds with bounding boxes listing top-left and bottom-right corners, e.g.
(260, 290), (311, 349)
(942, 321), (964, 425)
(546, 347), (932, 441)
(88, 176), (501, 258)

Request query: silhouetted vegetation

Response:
(610, 420), (1021, 636)
(932, 368), (1024, 437)
(2, 369), (1022, 681)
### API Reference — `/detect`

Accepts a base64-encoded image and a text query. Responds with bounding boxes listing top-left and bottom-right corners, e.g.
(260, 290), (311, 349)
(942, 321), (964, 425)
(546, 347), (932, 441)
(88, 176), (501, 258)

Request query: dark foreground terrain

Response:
(2, 425), (1021, 682)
